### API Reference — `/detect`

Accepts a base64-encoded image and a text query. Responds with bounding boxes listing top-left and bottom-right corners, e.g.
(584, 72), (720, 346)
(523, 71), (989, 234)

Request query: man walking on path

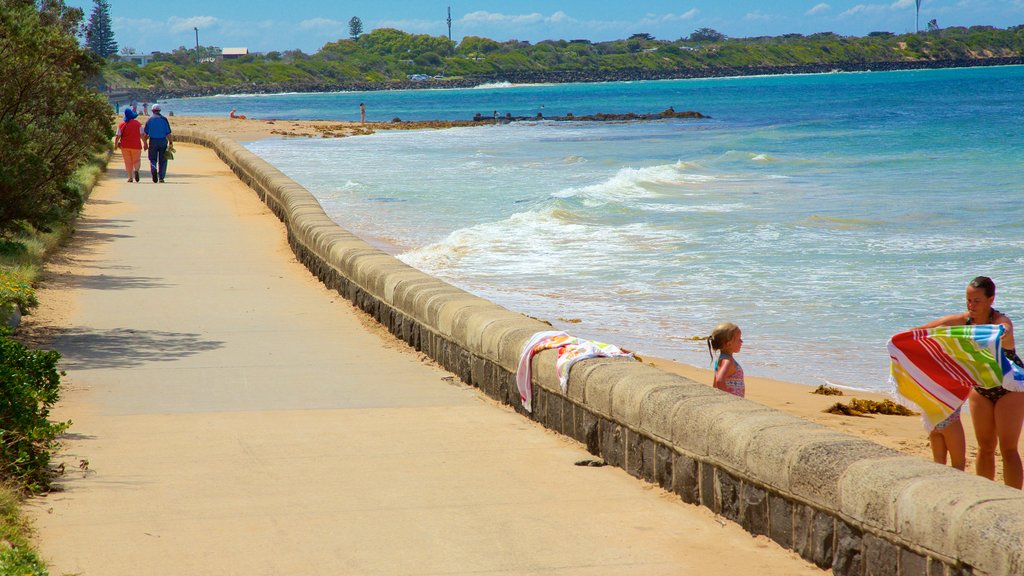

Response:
(142, 104), (173, 183)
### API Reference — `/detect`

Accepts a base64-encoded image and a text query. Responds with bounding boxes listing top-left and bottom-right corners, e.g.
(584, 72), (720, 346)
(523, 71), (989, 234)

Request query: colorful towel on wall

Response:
(516, 330), (635, 413)
(888, 324), (1024, 431)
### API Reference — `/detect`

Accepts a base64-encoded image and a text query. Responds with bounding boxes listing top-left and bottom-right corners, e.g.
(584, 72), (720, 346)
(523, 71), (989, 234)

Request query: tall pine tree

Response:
(84, 0), (116, 57)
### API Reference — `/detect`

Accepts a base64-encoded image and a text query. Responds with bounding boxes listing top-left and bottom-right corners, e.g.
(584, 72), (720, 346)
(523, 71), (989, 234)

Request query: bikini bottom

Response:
(974, 385), (1011, 403)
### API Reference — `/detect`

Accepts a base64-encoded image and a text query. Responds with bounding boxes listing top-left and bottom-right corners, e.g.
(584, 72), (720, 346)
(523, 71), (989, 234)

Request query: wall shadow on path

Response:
(52, 327), (224, 370)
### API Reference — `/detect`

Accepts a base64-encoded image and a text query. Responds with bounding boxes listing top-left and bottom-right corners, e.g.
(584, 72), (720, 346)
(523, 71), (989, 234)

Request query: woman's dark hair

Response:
(969, 276), (996, 298)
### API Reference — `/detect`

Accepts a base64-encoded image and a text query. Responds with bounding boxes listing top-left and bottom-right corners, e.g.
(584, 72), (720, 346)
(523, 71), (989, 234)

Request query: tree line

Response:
(99, 23), (1024, 92)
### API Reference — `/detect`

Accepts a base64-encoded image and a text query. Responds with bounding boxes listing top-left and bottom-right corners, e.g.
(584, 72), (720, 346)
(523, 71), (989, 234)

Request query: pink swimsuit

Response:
(714, 353), (745, 398)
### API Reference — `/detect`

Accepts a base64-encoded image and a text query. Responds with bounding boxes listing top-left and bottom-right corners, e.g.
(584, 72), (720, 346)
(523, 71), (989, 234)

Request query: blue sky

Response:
(69, 0), (1023, 54)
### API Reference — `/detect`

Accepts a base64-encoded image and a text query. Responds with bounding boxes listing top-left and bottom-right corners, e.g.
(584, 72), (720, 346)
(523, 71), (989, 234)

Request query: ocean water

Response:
(166, 66), (1024, 392)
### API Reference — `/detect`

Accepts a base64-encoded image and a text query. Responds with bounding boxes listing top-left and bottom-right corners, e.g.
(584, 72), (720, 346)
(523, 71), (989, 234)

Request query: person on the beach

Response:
(142, 103), (173, 183)
(114, 108), (143, 183)
(142, 102), (148, 115)
(926, 406), (966, 471)
(359, 102), (366, 124)
(709, 322), (745, 398)
(229, 108), (246, 119)
(916, 276), (1024, 488)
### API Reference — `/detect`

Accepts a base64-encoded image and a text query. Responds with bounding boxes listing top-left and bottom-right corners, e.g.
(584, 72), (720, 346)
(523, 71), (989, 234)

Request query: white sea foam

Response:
(552, 162), (716, 205)
(398, 204), (692, 278)
(635, 202), (746, 213)
(472, 82), (516, 89)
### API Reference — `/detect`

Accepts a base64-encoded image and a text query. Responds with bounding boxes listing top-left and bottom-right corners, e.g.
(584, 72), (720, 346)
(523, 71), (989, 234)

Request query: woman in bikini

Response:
(916, 276), (1024, 488)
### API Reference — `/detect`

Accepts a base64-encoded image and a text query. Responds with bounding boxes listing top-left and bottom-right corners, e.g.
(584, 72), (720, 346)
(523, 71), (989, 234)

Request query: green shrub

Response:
(0, 271), (37, 317)
(0, 482), (47, 575)
(0, 330), (69, 493)
(0, 546), (48, 576)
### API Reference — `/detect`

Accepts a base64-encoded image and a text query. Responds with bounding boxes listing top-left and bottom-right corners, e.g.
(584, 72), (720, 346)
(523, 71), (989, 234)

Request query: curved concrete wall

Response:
(176, 129), (1024, 576)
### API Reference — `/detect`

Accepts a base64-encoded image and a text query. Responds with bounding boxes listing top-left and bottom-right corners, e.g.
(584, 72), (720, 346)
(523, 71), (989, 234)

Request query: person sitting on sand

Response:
(915, 276), (1024, 488)
(709, 322), (745, 398)
(229, 108), (246, 119)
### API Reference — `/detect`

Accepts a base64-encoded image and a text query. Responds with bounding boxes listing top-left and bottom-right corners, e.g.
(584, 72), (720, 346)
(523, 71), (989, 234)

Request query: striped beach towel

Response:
(888, 325), (1024, 431)
(516, 330), (635, 413)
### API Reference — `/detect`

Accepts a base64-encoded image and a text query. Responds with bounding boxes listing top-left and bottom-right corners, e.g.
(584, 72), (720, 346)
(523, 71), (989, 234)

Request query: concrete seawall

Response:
(175, 128), (1024, 576)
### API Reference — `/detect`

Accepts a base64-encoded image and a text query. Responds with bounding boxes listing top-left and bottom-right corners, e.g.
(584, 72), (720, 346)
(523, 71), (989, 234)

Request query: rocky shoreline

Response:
(126, 56), (1024, 102)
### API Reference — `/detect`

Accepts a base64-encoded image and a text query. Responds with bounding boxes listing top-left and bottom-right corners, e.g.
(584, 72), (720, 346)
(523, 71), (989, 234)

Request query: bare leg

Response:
(969, 390), (997, 480)
(943, 419), (967, 471)
(929, 430), (948, 465)
(994, 391), (1024, 489)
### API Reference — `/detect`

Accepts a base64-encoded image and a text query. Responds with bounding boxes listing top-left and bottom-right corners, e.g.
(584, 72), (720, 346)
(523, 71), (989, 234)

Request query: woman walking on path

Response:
(142, 103), (173, 183)
(916, 276), (1024, 488)
(114, 108), (143, 182)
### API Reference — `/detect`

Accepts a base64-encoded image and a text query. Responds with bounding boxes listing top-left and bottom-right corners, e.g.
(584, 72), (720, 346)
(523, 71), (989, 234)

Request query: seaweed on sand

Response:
(825, 398), (917, 417)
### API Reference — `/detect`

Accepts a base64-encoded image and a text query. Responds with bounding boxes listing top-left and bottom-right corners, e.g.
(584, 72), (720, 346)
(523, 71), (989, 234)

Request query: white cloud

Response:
(548, 11), (571, 24)
(745, 10), (773, 21)
(840, 4), (878, 16)
(639, 10), (700, 25)
(806, 3), (832, 15)
(375, 19), (446, 34)
(168, 16), (218, 34)
(840, 0), (918, 17)
(218, 19), (274, 38)
(459, 11), (577, 27)
(299, 18), (342, 30)
(113, 16), (163, 32)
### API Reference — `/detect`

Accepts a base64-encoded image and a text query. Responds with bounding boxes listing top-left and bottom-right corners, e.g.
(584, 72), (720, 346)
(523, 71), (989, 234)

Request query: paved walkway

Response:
(28, 144), (824, 575)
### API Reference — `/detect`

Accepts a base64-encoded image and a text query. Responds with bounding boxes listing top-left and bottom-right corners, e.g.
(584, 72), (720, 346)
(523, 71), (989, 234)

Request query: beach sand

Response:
(168, 115), (484, 142)
(155, 117), (1014, 483)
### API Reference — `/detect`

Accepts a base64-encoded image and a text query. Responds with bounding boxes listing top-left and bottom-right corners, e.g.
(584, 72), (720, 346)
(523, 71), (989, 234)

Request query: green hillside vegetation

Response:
(103, 25), (1024, 91)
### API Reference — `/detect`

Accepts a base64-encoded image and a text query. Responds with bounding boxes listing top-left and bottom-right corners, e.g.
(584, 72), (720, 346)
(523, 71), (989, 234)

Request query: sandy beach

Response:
(169, 115), (486, 142)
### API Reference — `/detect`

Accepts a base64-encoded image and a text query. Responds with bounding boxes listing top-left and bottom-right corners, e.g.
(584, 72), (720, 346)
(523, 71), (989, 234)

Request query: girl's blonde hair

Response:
(707, 322), (740, 359)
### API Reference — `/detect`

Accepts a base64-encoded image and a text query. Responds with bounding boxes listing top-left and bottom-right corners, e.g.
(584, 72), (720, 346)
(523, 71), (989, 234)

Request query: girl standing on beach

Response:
(925, 407), (966, 471)
(709, 322), (745, 398)
(915, 276), (1024, 488)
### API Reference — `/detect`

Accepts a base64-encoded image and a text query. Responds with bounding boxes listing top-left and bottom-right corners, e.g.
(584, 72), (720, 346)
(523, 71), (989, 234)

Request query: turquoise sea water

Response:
(166, 66), (1024, 392)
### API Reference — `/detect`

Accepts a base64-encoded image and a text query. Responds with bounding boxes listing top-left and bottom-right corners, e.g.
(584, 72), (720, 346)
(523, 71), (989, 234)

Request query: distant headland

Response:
(100, 26), (1024, 101)
(114, 56), (1024, 102)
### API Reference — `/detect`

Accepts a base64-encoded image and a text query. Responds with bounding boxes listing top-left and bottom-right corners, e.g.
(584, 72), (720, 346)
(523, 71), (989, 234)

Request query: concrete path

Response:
(28, 144), (825, 575)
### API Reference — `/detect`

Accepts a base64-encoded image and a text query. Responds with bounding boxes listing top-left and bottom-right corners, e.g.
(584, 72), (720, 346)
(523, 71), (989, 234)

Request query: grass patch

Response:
(0, 485), (48, 575)
(825, 398), (918, 417)
(0, 150), (107, 285)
